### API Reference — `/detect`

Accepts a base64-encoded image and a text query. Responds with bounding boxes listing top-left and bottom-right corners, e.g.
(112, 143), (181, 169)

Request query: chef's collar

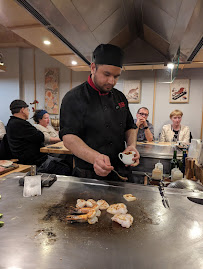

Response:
(87, 75), (109, 96)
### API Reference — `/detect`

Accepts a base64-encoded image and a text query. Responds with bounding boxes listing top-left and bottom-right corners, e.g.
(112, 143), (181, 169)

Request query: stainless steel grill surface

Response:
(0, 176), (203, 269)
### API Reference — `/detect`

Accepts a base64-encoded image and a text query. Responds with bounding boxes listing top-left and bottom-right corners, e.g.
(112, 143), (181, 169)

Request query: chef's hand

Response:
(93, 154), (114, 177)
(123, 146), (140, 167)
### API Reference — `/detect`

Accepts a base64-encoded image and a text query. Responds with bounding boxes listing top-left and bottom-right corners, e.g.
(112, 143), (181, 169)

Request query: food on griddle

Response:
(123, 194), (136, 202)
(66, 204), (100, 224)
(111, 214), (133, 228)
(86, 199), (97, 207)
(96, 209), (101, 217)
(88, 216), (98, 225)
(70, 204), (99, 214)
(107, 203), (128, 215)
(66, 206), (97, 222)
(97, 199), (110, 210)
(76, 199), (86, 208)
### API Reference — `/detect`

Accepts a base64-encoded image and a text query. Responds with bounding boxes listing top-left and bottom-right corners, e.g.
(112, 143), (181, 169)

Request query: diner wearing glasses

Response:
(159, 109), (190, 144)
(134, 107), (154, 142)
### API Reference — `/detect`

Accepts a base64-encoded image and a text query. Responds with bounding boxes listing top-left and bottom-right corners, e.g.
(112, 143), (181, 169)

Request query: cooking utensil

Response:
(187, 197), (203, 205)
(112, 169), (128, 181)
(23, 175), (41, 197)
(158, 179), (170, 208)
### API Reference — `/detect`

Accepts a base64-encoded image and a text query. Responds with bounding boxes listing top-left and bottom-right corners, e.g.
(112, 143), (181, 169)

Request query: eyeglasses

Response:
(138, 112), (148, 117)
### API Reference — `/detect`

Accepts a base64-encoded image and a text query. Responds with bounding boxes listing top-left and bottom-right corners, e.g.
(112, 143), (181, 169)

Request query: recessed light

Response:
(72, 61), (77, 65)
(43, 40), (51, 45)
(167, 63), (175, 69)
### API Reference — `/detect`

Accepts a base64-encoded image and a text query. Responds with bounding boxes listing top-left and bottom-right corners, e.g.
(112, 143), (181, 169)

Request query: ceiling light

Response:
(71, 61), (77, 65)
(167, 63), (175, 69)
(43, 40), (51, 45)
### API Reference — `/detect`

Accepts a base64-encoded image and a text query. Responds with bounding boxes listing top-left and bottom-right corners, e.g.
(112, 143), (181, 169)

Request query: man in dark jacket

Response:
(7, 99), (70, 175)
(7, 100), (46, 166)
(60, 44), (140, 181)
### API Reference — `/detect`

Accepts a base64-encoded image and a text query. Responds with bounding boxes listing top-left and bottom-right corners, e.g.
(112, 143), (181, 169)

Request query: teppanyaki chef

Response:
(60, 44), (140, 181)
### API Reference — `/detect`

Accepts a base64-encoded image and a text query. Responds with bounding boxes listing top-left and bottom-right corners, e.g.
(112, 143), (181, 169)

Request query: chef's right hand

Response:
(93, 154), (114, 177)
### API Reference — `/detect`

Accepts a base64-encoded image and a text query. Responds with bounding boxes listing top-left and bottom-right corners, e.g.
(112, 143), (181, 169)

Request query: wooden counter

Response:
(40, 141), (72, 155)
(0, 164), (31, 178)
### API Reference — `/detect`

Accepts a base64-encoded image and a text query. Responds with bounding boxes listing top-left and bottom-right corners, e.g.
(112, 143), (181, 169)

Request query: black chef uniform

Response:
(60, 75), (136, 181)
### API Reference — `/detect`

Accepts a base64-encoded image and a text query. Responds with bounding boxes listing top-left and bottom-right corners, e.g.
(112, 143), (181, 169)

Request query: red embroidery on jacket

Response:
(118, 102), (125, 108)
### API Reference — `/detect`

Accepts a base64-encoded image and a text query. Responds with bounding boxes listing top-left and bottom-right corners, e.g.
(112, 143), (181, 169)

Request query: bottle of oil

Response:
(170, 149), (178, 174)
(178, 150), (187, 176)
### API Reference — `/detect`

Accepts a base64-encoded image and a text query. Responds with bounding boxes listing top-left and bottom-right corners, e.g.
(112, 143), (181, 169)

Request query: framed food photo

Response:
(123, 80), (141, 103)
(45, 68), (59, 114)
(170, 79), (190, 103)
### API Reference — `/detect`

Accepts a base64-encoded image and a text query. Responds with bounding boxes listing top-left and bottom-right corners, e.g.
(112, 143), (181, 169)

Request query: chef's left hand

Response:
(123, 146), (140, 167)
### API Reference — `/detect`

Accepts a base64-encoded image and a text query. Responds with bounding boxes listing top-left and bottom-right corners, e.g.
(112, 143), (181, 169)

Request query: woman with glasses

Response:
(159, 110), (190, 144)
(33, 109), (61, 146)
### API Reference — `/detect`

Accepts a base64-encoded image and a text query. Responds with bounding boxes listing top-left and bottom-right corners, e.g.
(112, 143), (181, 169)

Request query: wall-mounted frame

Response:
(123, 80), (141, 103)
(170, 79), (190, 103)
(45, 68), (59, 114)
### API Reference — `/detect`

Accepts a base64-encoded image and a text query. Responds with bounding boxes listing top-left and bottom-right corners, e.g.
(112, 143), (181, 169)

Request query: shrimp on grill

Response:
(69, 205), (99, 214)
(107, 203), (128, 215)
(88, 216), (98, 225)
(123, 194), (136, 202)
(97, 200), (109, 210)
(111, 214), (133, 228)
(66, 205), (99, 223)
(66, 207), (97, 222)
(76, 199), (86, 208)
(86, 199), (97, 207)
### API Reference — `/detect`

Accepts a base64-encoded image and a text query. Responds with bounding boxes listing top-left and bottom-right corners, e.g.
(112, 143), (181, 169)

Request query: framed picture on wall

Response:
(170, 79), (190, 103)
(45, 68), (59, 114)
(123, 80), (141, 103)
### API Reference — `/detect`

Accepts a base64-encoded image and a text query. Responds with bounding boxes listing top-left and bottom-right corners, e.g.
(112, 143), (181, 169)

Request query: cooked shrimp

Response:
(88, 216), (98, 225)
(76, 199), (86, 208)
(66, 206), (97, 222)
(97, 200), (109, 210)
(111, 214), (133, 228)
(107, 203), (128, 215)
(96, 209), (101, 217)
(86, 199), (97, 207)
(66, 214), (88, 222)
(123, 194), (136, 202)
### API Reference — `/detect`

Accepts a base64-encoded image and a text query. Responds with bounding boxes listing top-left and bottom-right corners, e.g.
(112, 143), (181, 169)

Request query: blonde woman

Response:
(159, 110), (190, 144)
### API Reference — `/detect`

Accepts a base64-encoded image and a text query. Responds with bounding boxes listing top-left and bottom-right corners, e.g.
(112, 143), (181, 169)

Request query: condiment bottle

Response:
(170, 149), (178, 174)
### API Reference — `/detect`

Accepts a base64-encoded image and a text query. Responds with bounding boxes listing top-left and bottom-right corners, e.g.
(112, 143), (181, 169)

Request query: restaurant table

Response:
(40, 141), (71, 155)
(0, 164), (30, 179)
(0, 175), (203, 269)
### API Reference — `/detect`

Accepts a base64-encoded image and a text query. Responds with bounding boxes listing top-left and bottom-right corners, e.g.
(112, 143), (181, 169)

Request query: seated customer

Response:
(159, 109), (190, 144)
(134, 107), (154, 142)
(6, 100), (70, 175)
(0, 120), (6, 141)
(33, 109), (61, 146)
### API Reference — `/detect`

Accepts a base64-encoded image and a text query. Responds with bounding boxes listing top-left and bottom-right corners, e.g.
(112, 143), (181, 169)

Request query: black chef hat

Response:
(10, 99), (28, 110)
(92, 44), (124, 68)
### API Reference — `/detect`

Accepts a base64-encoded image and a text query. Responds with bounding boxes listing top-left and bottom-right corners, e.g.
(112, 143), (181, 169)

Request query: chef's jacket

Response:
(60, 76), (135, 170)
